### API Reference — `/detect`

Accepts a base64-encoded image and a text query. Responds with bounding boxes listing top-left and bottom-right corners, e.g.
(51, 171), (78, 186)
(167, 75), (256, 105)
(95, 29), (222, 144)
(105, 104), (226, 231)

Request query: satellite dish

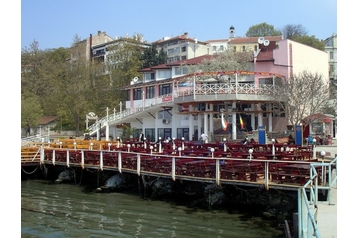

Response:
(263, 39), (270, 46)
(133, 77), (138, 82)
(258, 37), (265, 44)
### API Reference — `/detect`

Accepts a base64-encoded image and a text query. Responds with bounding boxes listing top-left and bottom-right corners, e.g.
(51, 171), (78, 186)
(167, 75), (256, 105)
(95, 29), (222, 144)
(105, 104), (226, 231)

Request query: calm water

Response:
(21, 180), (285, 238)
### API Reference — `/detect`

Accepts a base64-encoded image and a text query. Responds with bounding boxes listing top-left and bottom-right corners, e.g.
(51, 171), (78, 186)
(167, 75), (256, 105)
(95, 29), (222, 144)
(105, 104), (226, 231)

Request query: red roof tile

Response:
(229, 36), (283, 44)
(38, 116), (57, 125)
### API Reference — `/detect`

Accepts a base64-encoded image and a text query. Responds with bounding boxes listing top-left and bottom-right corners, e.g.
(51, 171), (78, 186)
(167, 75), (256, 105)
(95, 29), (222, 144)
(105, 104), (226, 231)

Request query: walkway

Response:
(311, 140), (337, 238)
(316, 183), (337, 238)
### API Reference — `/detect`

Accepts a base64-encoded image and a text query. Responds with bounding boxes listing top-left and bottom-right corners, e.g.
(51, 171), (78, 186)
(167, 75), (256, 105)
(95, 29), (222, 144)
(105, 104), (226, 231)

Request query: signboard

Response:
(258, 126), (266, 144)
(295, 125), (303, 146)
(86, 112), (98, 120)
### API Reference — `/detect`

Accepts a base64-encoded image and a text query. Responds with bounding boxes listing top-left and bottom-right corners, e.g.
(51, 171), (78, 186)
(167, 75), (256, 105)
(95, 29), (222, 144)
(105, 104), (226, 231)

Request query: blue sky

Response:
(21, 0), (337, 50)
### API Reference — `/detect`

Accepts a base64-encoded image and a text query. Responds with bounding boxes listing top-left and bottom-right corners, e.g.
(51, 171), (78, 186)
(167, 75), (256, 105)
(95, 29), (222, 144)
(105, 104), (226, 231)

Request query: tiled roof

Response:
(205, 39), (228, 43)
(152, 34), (200, 44)
(38, 116), (57, 125)
(303, 113), (334, 123)
(229, 35), (283, 44)
(139, 55), (216, 72)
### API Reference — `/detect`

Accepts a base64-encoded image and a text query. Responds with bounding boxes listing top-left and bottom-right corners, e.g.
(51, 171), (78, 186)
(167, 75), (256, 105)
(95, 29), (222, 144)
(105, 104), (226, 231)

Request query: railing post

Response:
(137, 154), (141, 175)
(118, 152), (122, 173)
(215, 159), (220, 185)
(172, 157), (176, 181)
(265, 161), (269, 190)
(81, 150), (84, 169)
(40, 145), (44, 164)
(52, 149), (56, 166)
(100, 151), (103, 171)
(66, 150), (70, 168)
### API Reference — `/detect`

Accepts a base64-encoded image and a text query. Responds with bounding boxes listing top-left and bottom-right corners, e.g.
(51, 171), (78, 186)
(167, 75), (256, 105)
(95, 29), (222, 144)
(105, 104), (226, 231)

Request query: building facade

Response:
(87, 37), (329, 143)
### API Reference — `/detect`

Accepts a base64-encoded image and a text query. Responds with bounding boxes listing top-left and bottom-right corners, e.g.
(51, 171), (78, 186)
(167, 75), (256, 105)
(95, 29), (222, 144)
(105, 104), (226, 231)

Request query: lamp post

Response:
(248, 148), (253, 162)
(90, 142), (93, 150)
(127, 144), (131, 152)
(59, 141), (63, 149)
(181, 137), (185, 150)
(210, 148), (215, 159)
(313, 138), (317, 159)
(117, 137), (120, 148)
(158, 137), (162, 153)
(271, 138), (275, 157)
(108, 143), (111, 151)
(150, 145), (153, 155)
(178, 147), (182, 157)
(143, 137), (147, 149)
(321, 151), (326, 185)
(172, 137), (176, 150)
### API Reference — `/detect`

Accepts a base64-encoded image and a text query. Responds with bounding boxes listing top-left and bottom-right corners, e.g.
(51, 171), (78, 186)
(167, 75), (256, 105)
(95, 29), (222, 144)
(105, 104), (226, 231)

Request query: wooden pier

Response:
(21, 139), (335, 191)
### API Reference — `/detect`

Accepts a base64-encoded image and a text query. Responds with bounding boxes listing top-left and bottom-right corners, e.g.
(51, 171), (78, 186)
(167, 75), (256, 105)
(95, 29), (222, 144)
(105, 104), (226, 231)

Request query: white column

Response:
(232, 102), (237, 140)
(106, 107), (109, 141)
(257, 103), (263, 127)
(198, 114), (203, 140)
(204, 103), (209, 141)
(189, 105), (194, 141)
(251, 104), (255, 130)
(268, 103), (273, 132)
(209, 104), (214, 139)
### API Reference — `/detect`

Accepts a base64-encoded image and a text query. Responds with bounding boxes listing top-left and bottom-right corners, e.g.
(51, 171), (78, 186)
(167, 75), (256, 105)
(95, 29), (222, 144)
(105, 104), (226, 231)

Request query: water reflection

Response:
(21, 180), (284, 238)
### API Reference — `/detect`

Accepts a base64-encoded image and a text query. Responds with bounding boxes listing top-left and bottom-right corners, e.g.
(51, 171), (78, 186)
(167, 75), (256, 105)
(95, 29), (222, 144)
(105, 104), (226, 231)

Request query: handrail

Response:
(87, 82), (277, 136)
(297, 157), (337, 238)
(87, 94), (174, 136)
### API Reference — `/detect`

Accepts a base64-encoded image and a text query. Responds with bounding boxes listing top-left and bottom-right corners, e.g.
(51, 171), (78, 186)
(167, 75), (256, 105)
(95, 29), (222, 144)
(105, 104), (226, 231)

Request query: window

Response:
(177, 128), (190, 141)
(175, 66), (188, 75)
(219, 45), (224, 51)
(159, 84), (172, 95)
(181, 55), (187, 60)
(144, 72), (155, 81)
(213, 46), (217, 51)
(233, 46), (236, 52)
(146, 86), (155, 99)
(330, 52), (333, 60)
(242, 46), (246, 52)
(158, 110), (172, 120)
(157, 128), (172, 141)
(259, 77), (273, 85)
(144, 128), (155, 142)
(181, 46), (187, 52)
(158, 70), (171, 79)
(133, 88), (143, 100)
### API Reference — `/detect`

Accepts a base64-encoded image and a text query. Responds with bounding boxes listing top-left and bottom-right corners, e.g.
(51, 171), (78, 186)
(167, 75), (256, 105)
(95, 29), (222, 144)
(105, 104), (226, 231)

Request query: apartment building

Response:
(152, 32), (212, 63)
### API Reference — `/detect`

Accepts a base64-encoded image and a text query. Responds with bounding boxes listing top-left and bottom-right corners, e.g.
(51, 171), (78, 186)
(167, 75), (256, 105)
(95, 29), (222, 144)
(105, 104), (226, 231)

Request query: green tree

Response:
(21, 94), (44, 136)
(291, 35), (325, 51)
(281, 24), (308, 39)
(141, 45), (168, 68)
(245, 22), (281, 37)
(107, 35), (145, 107)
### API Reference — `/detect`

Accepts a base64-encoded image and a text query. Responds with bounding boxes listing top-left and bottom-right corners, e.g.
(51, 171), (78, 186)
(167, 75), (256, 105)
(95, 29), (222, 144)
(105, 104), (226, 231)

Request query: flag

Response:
(239, 114), (245, 129)
(221, 113), (228, 131)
